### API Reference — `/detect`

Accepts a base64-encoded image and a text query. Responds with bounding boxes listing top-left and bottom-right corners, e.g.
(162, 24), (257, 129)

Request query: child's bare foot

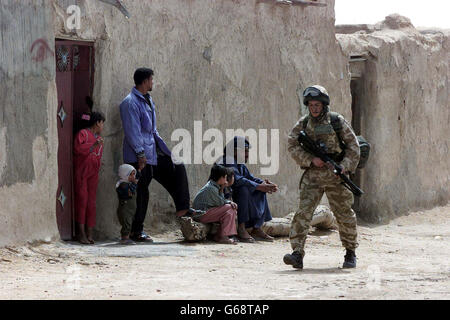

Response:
(78, 234), (90, 245)
(86, 227), (95, 244)
(76, 223), (90, 245)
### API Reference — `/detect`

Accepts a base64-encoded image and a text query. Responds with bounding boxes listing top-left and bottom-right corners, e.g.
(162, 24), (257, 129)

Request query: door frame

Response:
(55, 39), (95, 240)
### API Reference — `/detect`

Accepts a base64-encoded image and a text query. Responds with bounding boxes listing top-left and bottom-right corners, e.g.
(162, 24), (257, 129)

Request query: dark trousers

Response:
(233, 186), (272, 229)
(129, 155), (190, 234)
(117, 197), (136, 237)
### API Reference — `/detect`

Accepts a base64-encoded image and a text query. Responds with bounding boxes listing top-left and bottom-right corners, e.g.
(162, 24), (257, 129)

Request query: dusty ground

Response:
(0, 205), (449, 300)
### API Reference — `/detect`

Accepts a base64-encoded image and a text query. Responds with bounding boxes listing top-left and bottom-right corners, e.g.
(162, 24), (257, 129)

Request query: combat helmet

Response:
(302, 85), (330, 106)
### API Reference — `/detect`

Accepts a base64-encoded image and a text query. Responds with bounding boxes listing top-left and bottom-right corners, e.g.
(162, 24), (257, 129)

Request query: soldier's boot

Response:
(283, 251), (303, 269)
(343, 249), (357, 268)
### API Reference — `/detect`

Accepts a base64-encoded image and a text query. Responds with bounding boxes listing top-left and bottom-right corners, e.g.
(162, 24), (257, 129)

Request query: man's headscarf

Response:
(220, 136), (251, 165)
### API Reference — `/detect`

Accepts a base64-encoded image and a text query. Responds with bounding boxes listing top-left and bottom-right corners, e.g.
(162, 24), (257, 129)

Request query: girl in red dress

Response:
(73, 112), (105, 244)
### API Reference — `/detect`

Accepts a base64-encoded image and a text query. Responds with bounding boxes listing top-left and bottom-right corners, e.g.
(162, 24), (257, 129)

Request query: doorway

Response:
(55, 40), (95, 240)
(350, 78), (362, 214)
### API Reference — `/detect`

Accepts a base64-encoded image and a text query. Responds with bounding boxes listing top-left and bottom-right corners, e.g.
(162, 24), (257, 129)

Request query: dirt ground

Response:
(0, 205), (449, 300)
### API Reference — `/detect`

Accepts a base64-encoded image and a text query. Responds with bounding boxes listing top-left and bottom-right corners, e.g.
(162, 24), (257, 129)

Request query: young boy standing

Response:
(116, 164), (140, 245)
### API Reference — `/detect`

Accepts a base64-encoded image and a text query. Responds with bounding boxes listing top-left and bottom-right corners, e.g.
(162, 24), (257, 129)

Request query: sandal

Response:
(250, 230), (274, 242)
(252, 235), (274, 242)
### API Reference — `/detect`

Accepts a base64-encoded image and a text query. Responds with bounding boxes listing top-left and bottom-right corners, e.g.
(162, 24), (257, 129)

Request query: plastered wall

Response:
(53, 0), (351, 238)
(337, 15), (449, 222)
(0, 1), (59, 246)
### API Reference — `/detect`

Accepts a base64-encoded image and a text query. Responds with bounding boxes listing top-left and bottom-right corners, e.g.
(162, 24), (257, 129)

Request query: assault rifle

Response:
(298, 131), (364, 197)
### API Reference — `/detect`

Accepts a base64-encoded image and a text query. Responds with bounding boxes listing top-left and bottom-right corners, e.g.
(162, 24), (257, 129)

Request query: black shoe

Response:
(343, 249), (357, 268)
(130, 232), (153, 243)
(187, 208), (206, 218)
(283, 251), (303, 269)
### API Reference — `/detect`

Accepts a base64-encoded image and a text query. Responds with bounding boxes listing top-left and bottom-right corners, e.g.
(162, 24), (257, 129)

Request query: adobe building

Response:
(336, 15), (449, 222)
(0, 0), (448, 246)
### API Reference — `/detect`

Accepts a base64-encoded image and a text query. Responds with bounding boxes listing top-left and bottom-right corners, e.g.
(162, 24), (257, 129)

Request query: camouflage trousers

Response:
(289, 169), (359, 257)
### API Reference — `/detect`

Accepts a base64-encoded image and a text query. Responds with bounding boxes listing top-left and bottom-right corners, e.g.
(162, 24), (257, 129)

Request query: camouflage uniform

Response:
(287, 111), (360, 258)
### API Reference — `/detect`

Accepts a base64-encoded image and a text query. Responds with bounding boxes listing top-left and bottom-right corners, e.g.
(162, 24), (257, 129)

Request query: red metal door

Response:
(55, 40), (94, 240)
(73, 44), (95, 132)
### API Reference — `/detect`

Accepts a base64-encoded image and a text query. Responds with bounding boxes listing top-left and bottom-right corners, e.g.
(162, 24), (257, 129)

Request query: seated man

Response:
(218, 137), (278, 242)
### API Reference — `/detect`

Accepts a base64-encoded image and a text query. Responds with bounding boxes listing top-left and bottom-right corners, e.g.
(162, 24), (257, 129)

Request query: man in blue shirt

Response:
(119, 68), (190, 242)
(219, 137), (278, 242)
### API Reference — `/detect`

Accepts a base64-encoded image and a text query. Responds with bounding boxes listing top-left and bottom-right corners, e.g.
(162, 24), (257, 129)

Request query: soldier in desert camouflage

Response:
(283, 85), (360, 269)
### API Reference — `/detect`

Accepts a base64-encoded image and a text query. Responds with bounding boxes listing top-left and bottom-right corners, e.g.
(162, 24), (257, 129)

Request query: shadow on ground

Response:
(58, 240), (198, 258)
(275, 268), (352, 275)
